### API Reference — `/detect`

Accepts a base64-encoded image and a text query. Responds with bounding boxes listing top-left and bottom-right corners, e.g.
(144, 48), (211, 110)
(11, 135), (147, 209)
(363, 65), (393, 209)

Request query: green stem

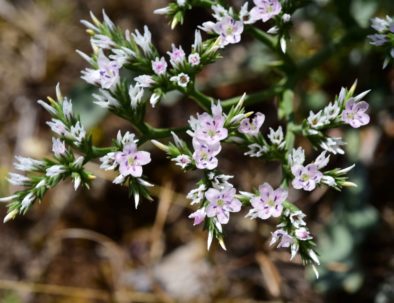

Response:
(187, 86), (212, 111)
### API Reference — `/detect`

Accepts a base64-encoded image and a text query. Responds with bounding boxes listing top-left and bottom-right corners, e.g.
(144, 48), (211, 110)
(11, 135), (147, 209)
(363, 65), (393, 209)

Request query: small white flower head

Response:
(307, 110), (329, 129)
(151, 56), (168, 75)
(320, 137), (345, 155)
(289, 210), (307, 228)
(34, 179), (46, 189)
(192, 30), (202, 52)
(81, 51), (120, 90)
(8, 173), (30, 186)
(132, 25), (152, 55)
(46, 165), (66, 177)
(14, 156), (44, 172)
(170, 73), (190, 88)
(93, 90), (120, 109)
(52, 138), (66, 157)
(135, 75), (155, 88)
(270, 229), (293, 248)
(70, 121), (86, 143)
(371, 16), (391, 33)
(282, 13), (291, 23)
(212, 5), (231, 20)
(188, 53), (201, 66)
(288, 147), (305, 166)
(177, 0), (187, 6)
(129, 84), (144, 109)
(321, 175), (337, 187)
(150, 93), (160, 108)
(239, 2), (256, 24)
(91, 34), (115, 49)
(47, 119), (67, 136)
(268, 126), (284, 146)
(186, 184), (206, 205)
(167, 44), (186, 67)
(172, 154), (192, 169)
(109, 47), (136, 66)
(213, 16), (244, 48)
(21, 193), (35, 211)
(62, 98), (73, 119)
(99, 152), (117, 171)
(323, 102), (340, 120)
(244, 143), (267, 157)
(72, 156), (84, 169)
(154, 7), (171, 15)
(73, 173), (82, 191)
(314, 151), (330, 169)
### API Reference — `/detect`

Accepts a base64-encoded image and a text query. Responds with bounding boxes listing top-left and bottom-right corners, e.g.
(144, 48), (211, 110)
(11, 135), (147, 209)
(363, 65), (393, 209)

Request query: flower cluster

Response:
(368, 16), (394, 68)
(0, 2), (376, 280)
(1, 86), (95, 222)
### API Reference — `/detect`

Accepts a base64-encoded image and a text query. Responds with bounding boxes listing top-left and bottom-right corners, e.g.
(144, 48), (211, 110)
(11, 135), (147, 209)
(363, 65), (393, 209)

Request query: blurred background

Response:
(0, 0), (393, 302)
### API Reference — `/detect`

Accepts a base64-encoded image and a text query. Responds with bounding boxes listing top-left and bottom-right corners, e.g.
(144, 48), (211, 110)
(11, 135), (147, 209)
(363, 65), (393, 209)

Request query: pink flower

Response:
(167, 44), (185, 67)
(194, 113), (228, 145)
(115, 143), (151, 177)
(213, 16), (244, 47)
(188, 53), (201, 66)
(291, 164), (323, 191)
(81, 51), (120, 90)
(247, 183), (287, 219)
(250, 0), (282, 23)
(151, 57), (168, 75)
(270, 229), (293, 248)
(238, 112), (265, 136)
(205, 186), (242, 224)
(192, 139), (221, 170)
(188, 208), (207, 225)
(295, 228), (313, 241)
(341, 98), (370, 128)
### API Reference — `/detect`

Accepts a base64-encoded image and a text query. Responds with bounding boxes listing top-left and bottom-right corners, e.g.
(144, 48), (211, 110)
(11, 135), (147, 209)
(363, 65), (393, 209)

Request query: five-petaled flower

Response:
(213, 16), (244, 47)
(247, 183), (287, 220)
(238, 112), (265, 136)
(250, 0), (282, 23)
(115, 142), (151, 178)
(205, 186), (242, 224)
(291, 163), (323, 191)
(342, 98), (370, 128)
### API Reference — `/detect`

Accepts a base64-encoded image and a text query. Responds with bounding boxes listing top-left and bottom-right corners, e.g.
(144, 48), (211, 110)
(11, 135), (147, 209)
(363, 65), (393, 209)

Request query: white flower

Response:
(109, 47), (135, 66)
(314, 151), (330, 169)
(135, 75), (155, 88)
(91, 34), (115, 49)
(170, 73), (190, 87)
(288, 147), (305, 166)
(323, 102), (340, 120)
(152, 57), (168, 75)
(47, 119), (67, 136)
(21, 193), (35, 211)
(186, 184), (206, 205)
(100, 152), (117, 171)
(192, 30), (202, 52)
(52, 138), (66, 157)
(46, 165), (66, 177)
(93, 90), (120, 109)
(154, 7), (170, 15)
(188, 53), (200, 66)
(307, 110), (329, 128)
(149, 93), (160, 107)
(129, 84), (145, 108)
(132, 25), (152, 55)
(177, 0), (186, 6)
(14, 156), (44, 171)
(172, 154), (191, 169)
(8, 173), (30, 186)
(70, 122), (86, 143)
(320, 137), (345, 155)
(62, 98), (73, 119)
(268, 126), (284, 147)
(244, 143), (267, 157)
